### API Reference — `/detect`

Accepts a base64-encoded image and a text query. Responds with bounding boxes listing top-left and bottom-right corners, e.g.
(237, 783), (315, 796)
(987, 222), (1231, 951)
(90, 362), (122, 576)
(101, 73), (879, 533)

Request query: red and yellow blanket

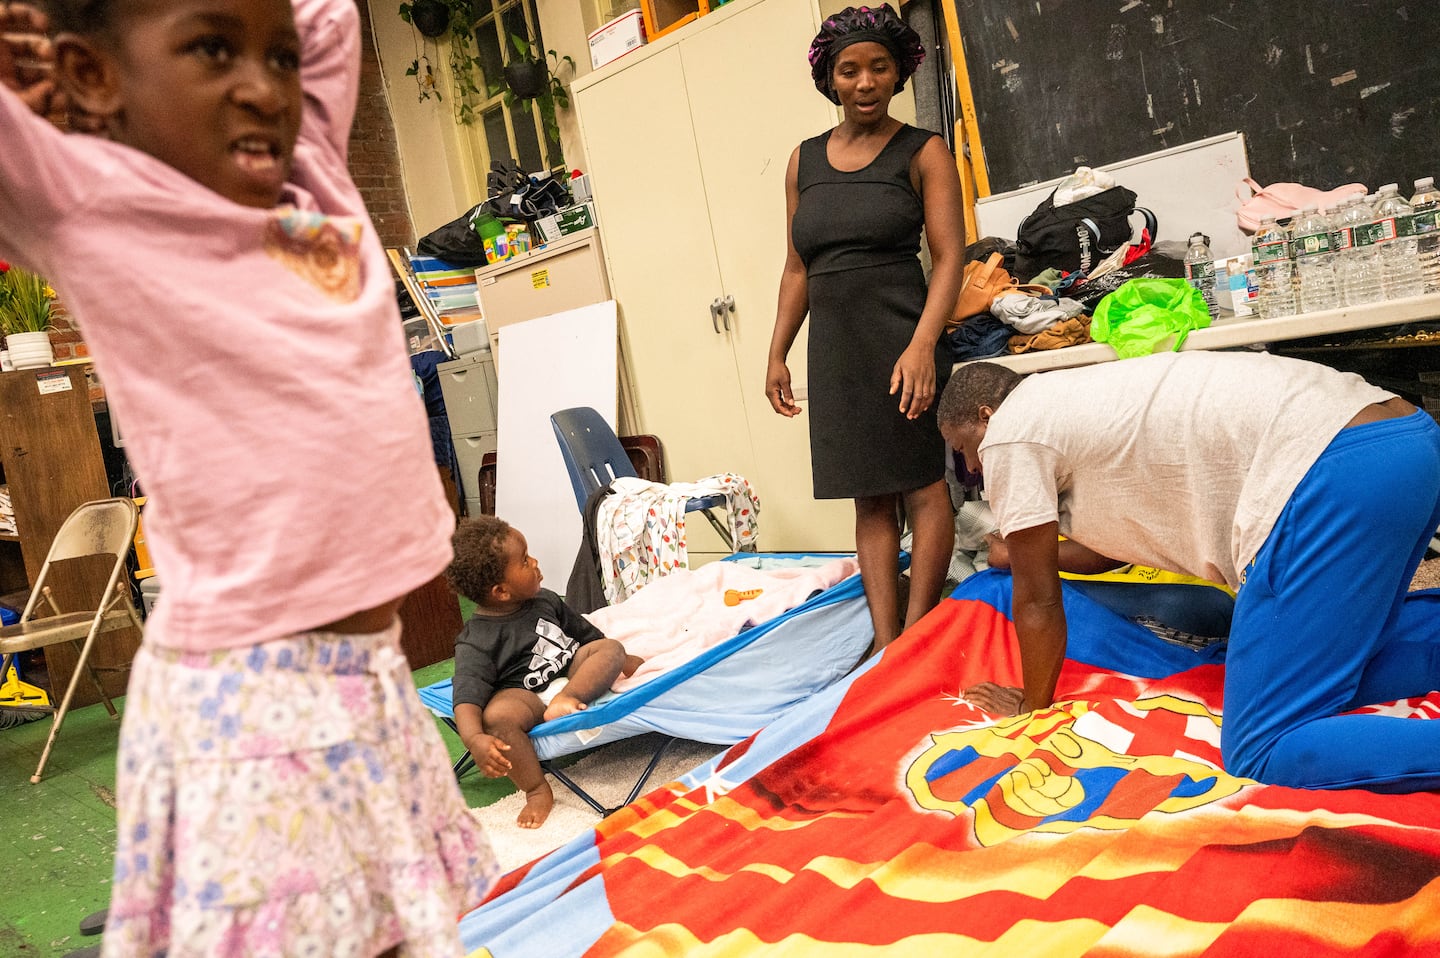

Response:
(462, 571), (1440, 956)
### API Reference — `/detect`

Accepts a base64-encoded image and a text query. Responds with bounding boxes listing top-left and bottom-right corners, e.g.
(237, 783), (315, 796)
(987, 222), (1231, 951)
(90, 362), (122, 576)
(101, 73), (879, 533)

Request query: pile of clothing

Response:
(947, 166), (1186, 362)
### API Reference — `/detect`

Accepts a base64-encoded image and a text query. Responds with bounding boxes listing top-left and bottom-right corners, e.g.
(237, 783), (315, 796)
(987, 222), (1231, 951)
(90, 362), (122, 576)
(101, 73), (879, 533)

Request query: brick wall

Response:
(51, 0), (414, 379)
(46, 304), (83, 363)
(350, 0), (417, 251)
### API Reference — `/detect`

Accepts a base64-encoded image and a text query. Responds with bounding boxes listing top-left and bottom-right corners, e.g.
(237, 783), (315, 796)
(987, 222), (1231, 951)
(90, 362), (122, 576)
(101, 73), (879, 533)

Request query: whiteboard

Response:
(975, 132), (1253, 261)
(495, 302), (618, 596)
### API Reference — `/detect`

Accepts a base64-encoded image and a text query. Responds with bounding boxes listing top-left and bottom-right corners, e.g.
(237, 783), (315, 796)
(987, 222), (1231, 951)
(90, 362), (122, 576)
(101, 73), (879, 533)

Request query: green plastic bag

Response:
(1091, 278), (1211, 359)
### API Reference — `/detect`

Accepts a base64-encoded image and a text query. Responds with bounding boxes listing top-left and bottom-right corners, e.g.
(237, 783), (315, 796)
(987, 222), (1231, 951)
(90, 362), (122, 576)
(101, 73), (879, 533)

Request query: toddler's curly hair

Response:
(445, 516), (513, 604)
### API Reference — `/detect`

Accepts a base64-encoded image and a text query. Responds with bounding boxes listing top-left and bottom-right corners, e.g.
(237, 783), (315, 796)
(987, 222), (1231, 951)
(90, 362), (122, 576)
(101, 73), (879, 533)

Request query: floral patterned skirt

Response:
(102, 622), (498, 958)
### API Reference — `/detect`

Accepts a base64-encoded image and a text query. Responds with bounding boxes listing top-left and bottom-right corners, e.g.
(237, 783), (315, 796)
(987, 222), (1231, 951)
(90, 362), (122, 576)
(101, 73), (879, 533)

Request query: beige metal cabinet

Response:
(474, 229), (611, 358)
(473, 228), (639, 433)
(573, 0), (854, 554)
(437, 352), (499, 516)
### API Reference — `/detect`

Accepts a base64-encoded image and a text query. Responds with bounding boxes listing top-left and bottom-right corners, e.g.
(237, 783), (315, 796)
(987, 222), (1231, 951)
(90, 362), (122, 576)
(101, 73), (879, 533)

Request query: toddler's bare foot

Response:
(516, 782), (553, 828)
(621, 653), (644, 677)
(543, 694), (586, 722)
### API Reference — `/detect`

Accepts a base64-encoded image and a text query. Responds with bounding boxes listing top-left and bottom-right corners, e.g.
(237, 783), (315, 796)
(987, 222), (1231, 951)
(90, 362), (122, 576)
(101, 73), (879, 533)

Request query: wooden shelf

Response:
(0, 532), (19, 542)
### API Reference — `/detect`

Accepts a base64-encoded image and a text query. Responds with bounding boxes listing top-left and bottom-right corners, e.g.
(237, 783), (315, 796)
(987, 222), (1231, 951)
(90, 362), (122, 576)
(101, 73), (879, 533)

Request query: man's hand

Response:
(983, 532), (1010, 569)
(466, 733), (512, 777)
(0, 3), (58, 115)
(962, 682), (1025, 716)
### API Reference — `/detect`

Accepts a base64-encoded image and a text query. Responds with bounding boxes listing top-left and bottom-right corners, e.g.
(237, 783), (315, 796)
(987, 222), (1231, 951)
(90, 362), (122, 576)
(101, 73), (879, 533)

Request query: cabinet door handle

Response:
(709, 297), (723, 333)
(721, 295), (735, 331)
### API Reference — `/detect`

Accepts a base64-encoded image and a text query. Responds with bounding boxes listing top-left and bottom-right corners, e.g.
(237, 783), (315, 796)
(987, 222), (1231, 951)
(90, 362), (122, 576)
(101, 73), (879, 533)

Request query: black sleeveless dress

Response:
(791, 124), (951, 499)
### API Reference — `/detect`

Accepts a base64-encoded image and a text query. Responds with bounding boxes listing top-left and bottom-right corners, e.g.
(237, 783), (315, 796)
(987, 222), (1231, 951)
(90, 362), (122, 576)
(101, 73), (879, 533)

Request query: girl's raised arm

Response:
(289, 0), (362, 200)
(0, 5), (105, 270)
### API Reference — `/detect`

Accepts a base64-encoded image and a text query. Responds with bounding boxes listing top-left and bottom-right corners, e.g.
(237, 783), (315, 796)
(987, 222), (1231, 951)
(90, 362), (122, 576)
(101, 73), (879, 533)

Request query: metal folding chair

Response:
(0, 498), (144, 783)
(549, 406), (734, 549)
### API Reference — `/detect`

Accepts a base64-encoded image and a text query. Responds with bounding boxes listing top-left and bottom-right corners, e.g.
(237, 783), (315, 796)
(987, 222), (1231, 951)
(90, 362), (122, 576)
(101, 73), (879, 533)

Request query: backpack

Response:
(1234, 177), (1367, 233)
(1013, 186), (1156, 283)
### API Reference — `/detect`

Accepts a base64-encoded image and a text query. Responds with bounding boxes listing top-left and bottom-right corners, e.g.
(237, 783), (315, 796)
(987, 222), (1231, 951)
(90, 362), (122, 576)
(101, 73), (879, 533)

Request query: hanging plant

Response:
(409, 0), (450, 37)
(396, 3), (575, 148)
(503, 34), (575, 148)
(398, 0), (488, 124)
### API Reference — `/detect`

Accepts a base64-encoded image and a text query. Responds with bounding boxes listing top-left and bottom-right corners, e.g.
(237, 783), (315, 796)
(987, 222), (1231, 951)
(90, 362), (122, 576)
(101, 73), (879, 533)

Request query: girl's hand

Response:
(467, 733), (512, 777)
(0, 3), (58, 115)
(766, 358), (802, 418)
(890, 343), (937, 419)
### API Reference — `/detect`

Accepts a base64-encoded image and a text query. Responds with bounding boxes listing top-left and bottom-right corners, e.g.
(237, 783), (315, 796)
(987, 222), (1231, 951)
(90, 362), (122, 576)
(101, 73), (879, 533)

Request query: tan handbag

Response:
(950, 253), (1013, 329)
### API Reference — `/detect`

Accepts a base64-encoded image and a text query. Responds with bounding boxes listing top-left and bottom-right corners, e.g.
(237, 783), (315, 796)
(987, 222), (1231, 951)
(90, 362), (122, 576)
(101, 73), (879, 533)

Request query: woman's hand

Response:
(766, 358), (802, 417)
(962, 682), (1025, 716)
(890, 342), (937, 419)
(0, 3), (58, 115)
(466, 733), (513, 777)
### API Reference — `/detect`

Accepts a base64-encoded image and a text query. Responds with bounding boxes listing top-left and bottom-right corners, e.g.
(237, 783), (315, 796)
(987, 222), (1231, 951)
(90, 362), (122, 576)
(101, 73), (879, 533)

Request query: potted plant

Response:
(398, 0), (486, 122)
(0, 261), (56, 369)
(502, 33), (551, 99)
(503, 34), (575, 149)
(407, 0), (450, 37)
(394, 4), (573, 154)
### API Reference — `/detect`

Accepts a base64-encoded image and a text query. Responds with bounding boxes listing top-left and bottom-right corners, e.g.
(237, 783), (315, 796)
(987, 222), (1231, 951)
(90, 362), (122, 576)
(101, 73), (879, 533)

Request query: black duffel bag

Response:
(1013, 186), (1156, 282)
(416, 203), (489, 268)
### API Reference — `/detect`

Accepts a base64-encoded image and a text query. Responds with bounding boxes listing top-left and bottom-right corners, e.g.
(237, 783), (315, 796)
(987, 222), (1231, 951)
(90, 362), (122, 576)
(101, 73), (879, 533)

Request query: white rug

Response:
(469, 734), (723, 874)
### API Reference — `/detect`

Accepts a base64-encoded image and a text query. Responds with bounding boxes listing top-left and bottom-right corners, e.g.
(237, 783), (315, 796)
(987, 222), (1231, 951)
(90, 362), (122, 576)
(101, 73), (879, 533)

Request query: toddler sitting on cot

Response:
(446, 516), (642, 828)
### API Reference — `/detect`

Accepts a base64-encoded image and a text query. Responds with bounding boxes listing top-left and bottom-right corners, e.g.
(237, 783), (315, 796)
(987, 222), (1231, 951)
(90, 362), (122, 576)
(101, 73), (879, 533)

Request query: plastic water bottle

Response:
(1409, 176), (1440, 294)
(1293, 206), (1340, 313)
(1252, 216), (1296, 318)
(1373, 183), (1425, 299)
(1183, 232), (1218, 318)
(1332, 194), (1384, 307)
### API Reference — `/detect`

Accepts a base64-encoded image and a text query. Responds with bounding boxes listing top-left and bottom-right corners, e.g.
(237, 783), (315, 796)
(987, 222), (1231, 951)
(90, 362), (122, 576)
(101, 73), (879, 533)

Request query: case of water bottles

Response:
(1251, 175), (1440, 320)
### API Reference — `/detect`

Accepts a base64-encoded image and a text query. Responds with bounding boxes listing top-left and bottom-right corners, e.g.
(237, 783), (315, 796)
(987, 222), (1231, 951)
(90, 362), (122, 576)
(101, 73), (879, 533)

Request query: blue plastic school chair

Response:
(549, 406), (735, 550)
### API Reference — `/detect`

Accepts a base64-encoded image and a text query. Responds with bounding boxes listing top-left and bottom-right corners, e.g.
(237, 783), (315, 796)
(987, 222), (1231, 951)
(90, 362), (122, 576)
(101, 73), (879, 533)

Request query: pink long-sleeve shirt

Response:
(0, 0), (453, 651)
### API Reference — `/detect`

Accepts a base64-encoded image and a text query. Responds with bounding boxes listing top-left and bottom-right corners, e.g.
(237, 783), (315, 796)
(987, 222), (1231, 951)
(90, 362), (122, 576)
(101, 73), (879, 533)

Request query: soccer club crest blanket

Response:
(461, 570), (1440, 957)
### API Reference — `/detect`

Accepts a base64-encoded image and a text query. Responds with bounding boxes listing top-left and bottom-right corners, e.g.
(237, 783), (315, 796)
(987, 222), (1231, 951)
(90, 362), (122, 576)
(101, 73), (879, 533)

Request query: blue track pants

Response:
(1221, 410), (1440, 791)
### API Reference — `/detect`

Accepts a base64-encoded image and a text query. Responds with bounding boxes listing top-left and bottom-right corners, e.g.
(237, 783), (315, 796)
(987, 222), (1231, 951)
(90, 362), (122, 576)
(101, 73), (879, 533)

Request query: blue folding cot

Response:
(417, 553), (895, 814)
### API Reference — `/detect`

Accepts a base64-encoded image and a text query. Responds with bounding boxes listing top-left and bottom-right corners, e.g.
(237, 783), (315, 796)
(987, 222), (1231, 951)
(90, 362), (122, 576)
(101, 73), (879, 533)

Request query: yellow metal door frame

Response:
(937, 0), (990, 243)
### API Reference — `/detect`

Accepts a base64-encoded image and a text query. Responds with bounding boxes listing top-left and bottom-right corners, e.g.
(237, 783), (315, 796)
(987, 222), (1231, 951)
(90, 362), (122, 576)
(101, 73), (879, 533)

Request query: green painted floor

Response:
(0, 603), (512, 957)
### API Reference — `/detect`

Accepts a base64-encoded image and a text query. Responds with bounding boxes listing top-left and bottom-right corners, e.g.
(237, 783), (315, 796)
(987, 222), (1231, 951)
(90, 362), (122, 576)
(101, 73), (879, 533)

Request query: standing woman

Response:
(767, 5), (964, 652)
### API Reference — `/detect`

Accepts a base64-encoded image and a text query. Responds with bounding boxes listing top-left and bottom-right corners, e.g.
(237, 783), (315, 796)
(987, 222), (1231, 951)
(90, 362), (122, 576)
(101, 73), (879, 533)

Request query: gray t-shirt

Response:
(452, 588), (604, 708)
(978, 351), (1393, 588)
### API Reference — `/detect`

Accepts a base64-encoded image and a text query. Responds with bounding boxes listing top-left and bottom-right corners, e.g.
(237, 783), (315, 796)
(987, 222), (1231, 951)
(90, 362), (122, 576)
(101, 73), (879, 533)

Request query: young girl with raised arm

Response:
(0, 2), (497, 954)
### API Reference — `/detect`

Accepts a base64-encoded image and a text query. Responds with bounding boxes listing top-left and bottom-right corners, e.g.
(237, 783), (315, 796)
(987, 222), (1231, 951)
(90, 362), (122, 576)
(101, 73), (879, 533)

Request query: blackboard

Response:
(957, 0), (1440, 198)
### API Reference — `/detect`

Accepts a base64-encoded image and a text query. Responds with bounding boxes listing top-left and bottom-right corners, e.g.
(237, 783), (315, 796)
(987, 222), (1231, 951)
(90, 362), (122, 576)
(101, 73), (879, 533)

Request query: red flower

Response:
(0, 261), (9, 273)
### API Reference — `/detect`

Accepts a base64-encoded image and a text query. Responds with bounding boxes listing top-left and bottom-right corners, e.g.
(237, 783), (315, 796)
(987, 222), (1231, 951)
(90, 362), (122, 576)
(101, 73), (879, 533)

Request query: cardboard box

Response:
(1216, 253), (1258, 317)
(448, 318), (491, 357)
(533, 202), (597, 244)
(589, 9), (646, 70)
